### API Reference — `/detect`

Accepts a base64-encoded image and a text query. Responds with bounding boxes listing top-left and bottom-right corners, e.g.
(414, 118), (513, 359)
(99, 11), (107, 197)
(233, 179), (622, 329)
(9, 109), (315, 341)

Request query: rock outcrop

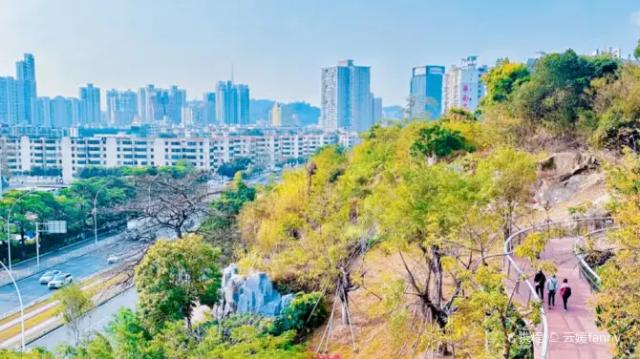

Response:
(215, 264), (293, 318)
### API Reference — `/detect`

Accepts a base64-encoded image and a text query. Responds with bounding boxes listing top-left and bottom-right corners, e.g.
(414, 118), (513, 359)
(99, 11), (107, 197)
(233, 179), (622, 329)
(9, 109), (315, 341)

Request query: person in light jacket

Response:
(559, 278), (572, 312)
(546, 274), (558, 308)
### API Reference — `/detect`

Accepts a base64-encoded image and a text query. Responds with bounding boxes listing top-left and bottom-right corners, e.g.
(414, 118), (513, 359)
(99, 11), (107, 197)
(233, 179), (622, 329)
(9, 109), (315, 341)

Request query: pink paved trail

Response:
(539, 237), (612, 359)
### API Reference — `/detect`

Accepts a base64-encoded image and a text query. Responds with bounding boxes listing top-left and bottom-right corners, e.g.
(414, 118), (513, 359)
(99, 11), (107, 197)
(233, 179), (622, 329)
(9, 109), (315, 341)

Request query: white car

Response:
(39, 270), (62, 284)
(107, 254), (120, 264)
(48, 273), (73, 289)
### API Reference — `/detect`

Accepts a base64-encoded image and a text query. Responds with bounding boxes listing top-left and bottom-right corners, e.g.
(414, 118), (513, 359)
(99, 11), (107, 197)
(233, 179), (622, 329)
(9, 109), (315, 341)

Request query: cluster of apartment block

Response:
(0, 128), (358, 184)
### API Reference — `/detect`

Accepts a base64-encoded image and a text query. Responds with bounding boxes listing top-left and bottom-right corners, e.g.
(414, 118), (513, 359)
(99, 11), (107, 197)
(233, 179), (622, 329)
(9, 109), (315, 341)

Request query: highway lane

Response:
(0, 239), (142, 318)
(18, 170), (281, 350)
(28, 287), (137, 351)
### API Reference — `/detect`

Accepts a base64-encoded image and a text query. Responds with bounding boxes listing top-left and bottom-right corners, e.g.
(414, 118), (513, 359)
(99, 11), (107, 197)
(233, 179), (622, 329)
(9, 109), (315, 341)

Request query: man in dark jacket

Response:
(534, 270), (546, 301)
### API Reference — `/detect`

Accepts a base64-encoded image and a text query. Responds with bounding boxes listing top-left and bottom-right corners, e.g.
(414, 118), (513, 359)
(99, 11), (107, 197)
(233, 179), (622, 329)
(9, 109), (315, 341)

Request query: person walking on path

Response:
(547, 274), (558, 308)
(559, 278), (572, 311)
(534, 270), (546, 301)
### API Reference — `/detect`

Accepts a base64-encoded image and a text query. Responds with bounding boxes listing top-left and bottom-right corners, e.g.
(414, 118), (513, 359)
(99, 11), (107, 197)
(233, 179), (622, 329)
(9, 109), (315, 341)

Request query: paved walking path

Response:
(539, 237), (612, 358)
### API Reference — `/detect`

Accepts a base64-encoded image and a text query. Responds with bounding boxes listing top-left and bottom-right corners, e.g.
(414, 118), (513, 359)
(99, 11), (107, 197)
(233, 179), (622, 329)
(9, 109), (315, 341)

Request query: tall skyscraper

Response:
(236, 84), (250, 125)
(35, 97), (52, 127)
(215, 81), (250, 125)
(50, 96), (73, 128)
(137, 85), (154, 123)
(443, 56), (488, 113)
(203, 92), (216, 125)
(410, 65), (445, 119)
(0, 77), (20, 125)
(321, 59), (373, 132)
(16, 53), (37, 124)
(168, 85), (186, 125)
(182, 100), (207, 127)
(107, 89), (138, 127)
(80, 83), (101, 125)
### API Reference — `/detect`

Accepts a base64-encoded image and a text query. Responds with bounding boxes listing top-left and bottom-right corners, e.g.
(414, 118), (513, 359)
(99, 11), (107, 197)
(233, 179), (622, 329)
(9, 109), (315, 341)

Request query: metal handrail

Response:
(573, 224), (616, 291)
(504, 225), (549, 359)
(503, 217), (613, 359)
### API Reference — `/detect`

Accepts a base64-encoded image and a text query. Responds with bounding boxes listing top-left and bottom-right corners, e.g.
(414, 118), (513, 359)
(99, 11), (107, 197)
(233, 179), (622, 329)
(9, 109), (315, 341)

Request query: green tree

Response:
(595, 151), (640, 356)
(410, 123), (474, 161)
(194, 326), (308, 359)
(476, 147), (537, 240)
(589, 64), (640, 150)
(198, 174), (256, 264)
(217, 157), (252, 178)
(135, 234), (221, 332)
(106, 309), (154, 359)
(53, 284), (94, 344)
(0, 349), (54, 359)
(512, 50), (619, 131)
(271, 292), (327, 337)
(482, 59), (530, 106)
(57, 334), (114, 359)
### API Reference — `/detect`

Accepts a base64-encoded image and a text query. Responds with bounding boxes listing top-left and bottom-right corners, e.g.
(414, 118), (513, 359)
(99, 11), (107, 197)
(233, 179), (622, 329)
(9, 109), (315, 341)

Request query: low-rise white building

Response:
(0, 129), (358, 183)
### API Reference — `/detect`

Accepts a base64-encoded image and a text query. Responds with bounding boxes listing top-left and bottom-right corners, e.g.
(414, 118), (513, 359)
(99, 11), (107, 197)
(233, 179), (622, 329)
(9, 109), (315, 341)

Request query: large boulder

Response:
(216, 264), (293, 318)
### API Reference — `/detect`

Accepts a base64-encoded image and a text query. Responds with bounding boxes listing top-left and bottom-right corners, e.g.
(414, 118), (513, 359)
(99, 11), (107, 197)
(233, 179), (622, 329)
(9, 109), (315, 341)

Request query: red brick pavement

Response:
(539, 237), (612, 359)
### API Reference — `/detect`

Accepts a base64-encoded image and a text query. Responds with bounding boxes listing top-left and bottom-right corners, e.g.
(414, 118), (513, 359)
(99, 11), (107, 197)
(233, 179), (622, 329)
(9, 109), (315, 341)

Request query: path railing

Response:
(574, 221), (616, 292)
(503, 217), (612, 359)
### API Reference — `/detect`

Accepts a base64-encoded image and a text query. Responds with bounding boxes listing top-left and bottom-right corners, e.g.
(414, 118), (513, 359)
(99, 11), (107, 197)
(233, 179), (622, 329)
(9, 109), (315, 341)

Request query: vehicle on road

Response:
(39, 270), (62, 284)
(48, 273), (73, 289)
(107, 253), (120, 264)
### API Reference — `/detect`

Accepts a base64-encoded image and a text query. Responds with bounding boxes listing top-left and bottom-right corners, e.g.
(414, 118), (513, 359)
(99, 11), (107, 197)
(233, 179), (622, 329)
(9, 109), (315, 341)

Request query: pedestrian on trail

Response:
(559, 278), (572, 312)
(534, 270), (546, 301)
(547, 274), (558, 308)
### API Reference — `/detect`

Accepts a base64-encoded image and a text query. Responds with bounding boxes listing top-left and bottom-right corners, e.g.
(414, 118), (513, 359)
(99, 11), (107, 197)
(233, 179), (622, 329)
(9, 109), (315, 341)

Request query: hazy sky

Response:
(1, 0), (639, 106)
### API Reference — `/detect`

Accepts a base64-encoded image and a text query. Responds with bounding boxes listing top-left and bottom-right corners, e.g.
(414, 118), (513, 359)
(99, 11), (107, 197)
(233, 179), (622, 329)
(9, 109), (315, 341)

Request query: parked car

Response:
(107, 253), (120, 264)
(48, 273), (73, 289)
(39, 270), (62, 284)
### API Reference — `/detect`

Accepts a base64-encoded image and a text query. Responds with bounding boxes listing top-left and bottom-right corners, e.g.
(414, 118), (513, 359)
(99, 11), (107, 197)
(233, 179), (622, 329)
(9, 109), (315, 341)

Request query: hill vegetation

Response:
(4, 43), (640, 358)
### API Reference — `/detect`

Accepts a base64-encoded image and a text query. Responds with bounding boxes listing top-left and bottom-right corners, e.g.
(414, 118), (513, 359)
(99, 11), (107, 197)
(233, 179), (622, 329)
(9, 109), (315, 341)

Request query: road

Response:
(28, 287), (137, 351)
(17, 170), (281, 350)
(0, 237), (143, 318)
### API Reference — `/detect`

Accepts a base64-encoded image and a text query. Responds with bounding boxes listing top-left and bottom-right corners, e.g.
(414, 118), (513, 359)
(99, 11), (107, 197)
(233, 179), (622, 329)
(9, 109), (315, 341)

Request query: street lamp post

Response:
(25, 213), (41, 269)
(0, 259), (25, 351)
(5, 189), (36, 270)
(93, 182), (110, 246)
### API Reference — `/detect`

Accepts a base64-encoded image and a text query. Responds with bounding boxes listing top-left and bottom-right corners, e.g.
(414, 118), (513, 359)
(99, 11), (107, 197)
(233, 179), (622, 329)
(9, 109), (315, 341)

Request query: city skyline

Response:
(1, 0), (639, 106)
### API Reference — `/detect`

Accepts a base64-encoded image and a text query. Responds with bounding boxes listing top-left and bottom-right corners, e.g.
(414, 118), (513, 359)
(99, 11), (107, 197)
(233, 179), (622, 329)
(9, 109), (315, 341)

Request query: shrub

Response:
(271, 292), (327, 337)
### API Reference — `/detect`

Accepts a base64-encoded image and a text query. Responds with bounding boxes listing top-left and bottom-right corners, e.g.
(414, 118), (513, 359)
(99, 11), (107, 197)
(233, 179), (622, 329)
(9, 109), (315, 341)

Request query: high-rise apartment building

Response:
(168, 85), (186, 125)
(215, 81), (250, 125)
(16, 54), (37, 124)
(443, 56), (488, 113)
(50, 96), (74, 128)
(321, 59), (374, 132)
(0, 77), (20, 125)
(107, 89), (138, 127)
(235, 84), (250, 125)
(410, 65), (445, 119)
(136, 85), (185, 124)
(182, 100), (208, 127)
(203, 92), (216, 125)
(35, 97), (52, 127)
(79, 83), (101, 125)
(137, 85), (154, 123)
